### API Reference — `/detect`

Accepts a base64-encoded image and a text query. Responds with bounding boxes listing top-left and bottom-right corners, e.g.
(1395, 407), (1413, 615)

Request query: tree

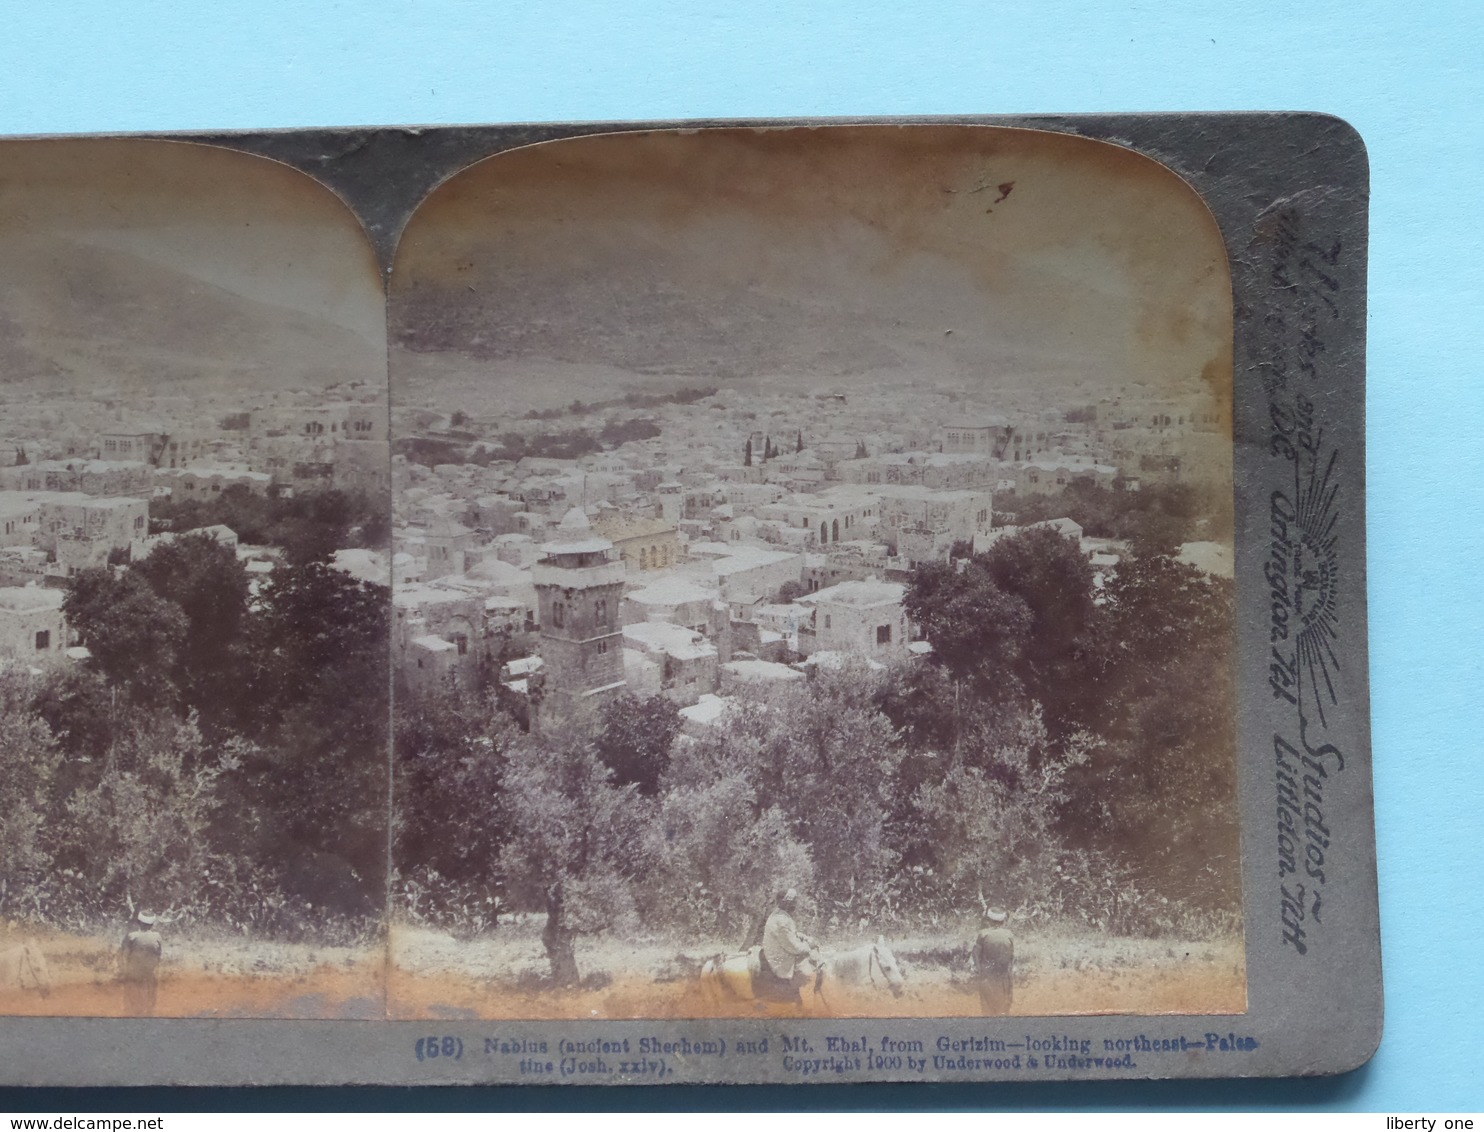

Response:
(50, 714), (237, 920)
(874, 660), (960, 755)
(234, 562), (390, 916)
(132, 534), (251, 732)
(0, 673), (61, 917)
(645, 770), (814, 939)
(976, 527), (1102, 736)
(743, 437), (752, 467)
(855, 439), (868, 459)
(682, 666), (905, 918)
(911, 709), (1090, 909)
(30, 664), (118, 761)
(1064, 555), (1238, 907)
(796, 430), (804, 453)
(64, 568), (188, 708)
(498, 735), (646, 985)
(775, 579), (806, 604)
(594, 694), (680, 796)
(394, 682), (517, 931)
(903, 558), (1032, 705)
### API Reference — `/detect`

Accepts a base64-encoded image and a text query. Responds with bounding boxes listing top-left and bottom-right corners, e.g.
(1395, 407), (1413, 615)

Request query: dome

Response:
(556, 506), (592, 532)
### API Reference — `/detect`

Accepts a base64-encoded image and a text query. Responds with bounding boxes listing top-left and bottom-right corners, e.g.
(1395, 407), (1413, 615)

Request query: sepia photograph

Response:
(385, 124), (1243, 1021)
(0, 139), (392, 1018)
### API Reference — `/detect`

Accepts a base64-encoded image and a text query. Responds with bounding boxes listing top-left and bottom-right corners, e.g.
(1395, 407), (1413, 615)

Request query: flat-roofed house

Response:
(0, 584), (68, 668)
(797, 578), (910, 662)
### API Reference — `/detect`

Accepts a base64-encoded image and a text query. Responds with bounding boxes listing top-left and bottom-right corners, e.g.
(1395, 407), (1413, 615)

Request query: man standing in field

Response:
(119, 910), (163, 1016)
(761, 888), (817, 999)
(973, 907), (1014, 1015)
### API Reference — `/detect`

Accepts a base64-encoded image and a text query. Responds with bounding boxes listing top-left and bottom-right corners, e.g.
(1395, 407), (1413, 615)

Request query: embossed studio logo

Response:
(1268, 393), (1342, 725)
(1291, 446), (1340, 725)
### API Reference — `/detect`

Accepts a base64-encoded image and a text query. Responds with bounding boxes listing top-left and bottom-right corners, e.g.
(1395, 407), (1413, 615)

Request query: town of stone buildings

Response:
(0, 385), (389, 672)
(391, 378), (1232, 734)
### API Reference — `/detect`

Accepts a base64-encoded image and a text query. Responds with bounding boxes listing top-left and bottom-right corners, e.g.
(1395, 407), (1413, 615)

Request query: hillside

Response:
(0, 234), (382, 394)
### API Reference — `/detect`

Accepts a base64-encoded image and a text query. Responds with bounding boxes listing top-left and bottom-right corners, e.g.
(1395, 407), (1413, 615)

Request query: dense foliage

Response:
(0, 512), (389, 941)
(999, 480), (1234, 555)
(0, 497), (1234, 972)
(150, 485), (390, 566)
(393, 528), (1238, 984)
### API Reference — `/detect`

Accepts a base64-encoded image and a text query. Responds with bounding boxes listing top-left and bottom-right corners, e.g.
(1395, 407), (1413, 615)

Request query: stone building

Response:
(0, 584), (69, 668)
(532, 507), (627, 727)
(621, 621), (719, 706)
(622, 577), (718, 636)
(594, 514), (681, 574)
(838, 452), (997, 491)
(154, 466), (272, 500)
(99, 430), (164, 463)
(797, 578), (910, 662)
(937, 420), (1010, 455)
(422, 516), (474, 581)
(0, 495), (40, 548)
(2, 459), (155, 496)
(711, 546), (803, 602)
(758, 492), (876, 548)
(392, 582), (482, 690)
(30, 494), (149, 558)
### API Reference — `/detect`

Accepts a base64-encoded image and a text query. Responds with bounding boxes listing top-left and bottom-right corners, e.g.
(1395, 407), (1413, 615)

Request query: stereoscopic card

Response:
(0, 113), (1377, 1085)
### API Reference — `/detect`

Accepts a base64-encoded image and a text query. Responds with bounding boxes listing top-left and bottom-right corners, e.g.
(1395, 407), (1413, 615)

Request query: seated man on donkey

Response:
(757, 888), (820, 1003)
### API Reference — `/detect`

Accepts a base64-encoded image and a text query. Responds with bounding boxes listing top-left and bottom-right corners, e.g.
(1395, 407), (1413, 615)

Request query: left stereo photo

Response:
(0, 139), (392, 1019)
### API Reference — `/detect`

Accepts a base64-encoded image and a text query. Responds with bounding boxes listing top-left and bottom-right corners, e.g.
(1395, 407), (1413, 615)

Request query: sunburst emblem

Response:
(1291, 438), (1341, 726)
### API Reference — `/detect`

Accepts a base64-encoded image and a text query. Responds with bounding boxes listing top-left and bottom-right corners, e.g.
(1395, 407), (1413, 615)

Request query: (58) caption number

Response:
(415, 1035), (464, 1062)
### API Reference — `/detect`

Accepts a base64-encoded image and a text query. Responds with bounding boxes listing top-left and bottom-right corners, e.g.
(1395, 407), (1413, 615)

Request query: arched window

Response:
(639, 547), (648, 569)
(820, 522), (828, 544)
(832, 519), (839, 542)
(552, 601), (565, 628)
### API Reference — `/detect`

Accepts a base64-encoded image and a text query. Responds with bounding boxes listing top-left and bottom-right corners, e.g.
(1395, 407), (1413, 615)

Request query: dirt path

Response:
(0, 921), (1245, 1020)
(387, 923), (1246, 1020)
(0, 923), (383, 1019)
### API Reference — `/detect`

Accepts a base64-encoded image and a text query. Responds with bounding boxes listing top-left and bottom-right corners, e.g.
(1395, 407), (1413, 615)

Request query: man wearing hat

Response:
(761, 888), (818, 1000)
(119, 910), (163, 1016)
(972, 907), (1014, 1015)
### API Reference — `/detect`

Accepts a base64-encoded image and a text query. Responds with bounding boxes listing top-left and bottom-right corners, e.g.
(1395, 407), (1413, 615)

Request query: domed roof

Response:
(540, 506), (614, 557)
(556, 506), (592, 532)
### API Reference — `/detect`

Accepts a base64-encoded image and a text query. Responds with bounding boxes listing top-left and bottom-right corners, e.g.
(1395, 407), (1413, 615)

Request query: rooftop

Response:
(679, 693), (733, 727)
(722, 658), (804, 683)
(393, 582), (479, 609)
(799, 650), (886, 671)
(622, 620), (716, 661)
(1177, 541), (1235, 579)
(0, 585), (63, 613)
(799, 579), (905, 608)
(713, 548), (800, 576)
(626, 577), (716, 606)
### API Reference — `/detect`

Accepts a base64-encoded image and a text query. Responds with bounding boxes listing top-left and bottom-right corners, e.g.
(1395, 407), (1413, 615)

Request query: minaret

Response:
(532, 507), (627, 729)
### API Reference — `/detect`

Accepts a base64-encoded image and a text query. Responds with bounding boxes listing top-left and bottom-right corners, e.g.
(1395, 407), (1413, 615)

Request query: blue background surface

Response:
(1, 0), (1481, 1113)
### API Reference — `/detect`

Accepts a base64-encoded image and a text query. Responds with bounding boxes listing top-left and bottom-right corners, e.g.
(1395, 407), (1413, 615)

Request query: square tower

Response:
(532, 507), (627, 728)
